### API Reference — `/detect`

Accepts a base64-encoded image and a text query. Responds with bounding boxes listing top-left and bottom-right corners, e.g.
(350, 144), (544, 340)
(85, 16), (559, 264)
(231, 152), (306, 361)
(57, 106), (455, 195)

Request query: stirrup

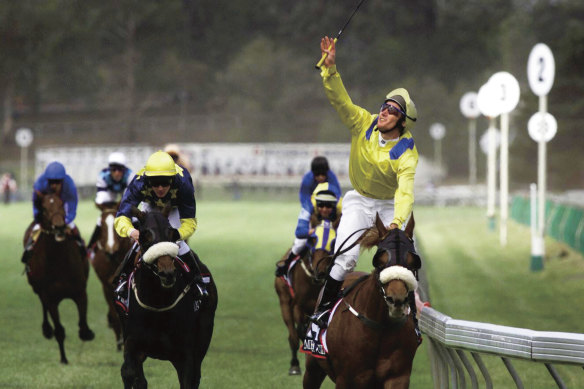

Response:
(310, 309), (331, 329)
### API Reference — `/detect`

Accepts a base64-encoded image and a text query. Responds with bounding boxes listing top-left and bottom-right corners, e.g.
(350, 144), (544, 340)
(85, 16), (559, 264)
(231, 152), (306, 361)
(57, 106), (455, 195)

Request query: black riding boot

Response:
(21, 249), (33, 264)
(86, 225), (102, 253)
(178, 250), (208, 297)
(113, 243), (140, 312)
(275, 250), (300, 277)
(113, 243), (140, 285)
(310, 274), (343, 328)
(21, 234), (35, 264)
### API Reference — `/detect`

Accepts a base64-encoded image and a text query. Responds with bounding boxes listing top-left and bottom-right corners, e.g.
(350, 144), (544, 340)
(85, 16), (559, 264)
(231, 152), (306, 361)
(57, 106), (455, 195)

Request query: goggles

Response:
(380, 100), (417, 122)
(148, 176), (172, 188)
(317, 202), (335, 209)
(380, 102), (406, 117)
(109, 164), (125, 172)
(48, 179), (63, 185)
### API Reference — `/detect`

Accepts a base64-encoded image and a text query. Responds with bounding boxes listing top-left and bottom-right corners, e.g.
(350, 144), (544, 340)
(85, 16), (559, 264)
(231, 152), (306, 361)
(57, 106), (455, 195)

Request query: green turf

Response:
(0, 200), (581, 388)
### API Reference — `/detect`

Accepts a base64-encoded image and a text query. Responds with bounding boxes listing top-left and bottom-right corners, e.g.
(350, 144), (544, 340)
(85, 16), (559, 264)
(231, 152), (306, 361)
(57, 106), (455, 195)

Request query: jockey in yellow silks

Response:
(311, 36), (419, 331)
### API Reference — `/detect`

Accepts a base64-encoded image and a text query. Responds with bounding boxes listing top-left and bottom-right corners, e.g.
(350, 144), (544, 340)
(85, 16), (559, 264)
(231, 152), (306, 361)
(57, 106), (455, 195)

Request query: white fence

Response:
(34, 142), (441, 192)
(420, 307), (584, 388)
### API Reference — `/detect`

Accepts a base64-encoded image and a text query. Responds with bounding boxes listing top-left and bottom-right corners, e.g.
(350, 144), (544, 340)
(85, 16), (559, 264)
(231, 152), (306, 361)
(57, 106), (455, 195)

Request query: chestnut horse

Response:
(118, 206), (217, 389)
(275, 220), (336, 375)
(90, 202), (132, 350)
(303, 214), (421, 389)
(24, 192), (94, 364)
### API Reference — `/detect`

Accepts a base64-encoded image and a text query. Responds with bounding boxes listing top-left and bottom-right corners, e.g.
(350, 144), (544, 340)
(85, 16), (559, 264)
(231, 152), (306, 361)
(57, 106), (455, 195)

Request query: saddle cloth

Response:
(300, 298), (343, 358)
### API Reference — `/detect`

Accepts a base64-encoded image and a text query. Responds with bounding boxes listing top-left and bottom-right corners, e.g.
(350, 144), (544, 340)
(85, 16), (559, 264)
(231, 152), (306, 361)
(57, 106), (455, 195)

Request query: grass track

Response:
(0, 200), (582, 388)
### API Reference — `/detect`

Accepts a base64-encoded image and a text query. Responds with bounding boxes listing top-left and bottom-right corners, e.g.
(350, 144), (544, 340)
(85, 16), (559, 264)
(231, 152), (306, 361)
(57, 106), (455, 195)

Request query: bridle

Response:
(41, 195), (66, 238)
(374, 229), (420, 307)
(131, 257), (204, 313)
(341, 228), (420, 330)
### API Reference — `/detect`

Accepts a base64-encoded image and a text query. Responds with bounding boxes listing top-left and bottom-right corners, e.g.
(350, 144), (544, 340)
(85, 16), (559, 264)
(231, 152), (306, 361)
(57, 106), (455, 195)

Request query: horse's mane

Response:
(359, 227), (387, 251)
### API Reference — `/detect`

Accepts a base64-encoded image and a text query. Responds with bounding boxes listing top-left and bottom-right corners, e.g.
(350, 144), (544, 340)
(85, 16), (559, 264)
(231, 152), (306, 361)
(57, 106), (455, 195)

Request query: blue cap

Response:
(45, 161), (67, 180)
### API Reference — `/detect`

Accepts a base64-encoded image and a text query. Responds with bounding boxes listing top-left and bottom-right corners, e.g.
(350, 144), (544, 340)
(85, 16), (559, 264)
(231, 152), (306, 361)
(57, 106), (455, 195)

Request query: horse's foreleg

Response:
(103, 283), (123, 350)
(72, 290), (95, 341)
(275, 280), (300, 375)
(122, 351), (147, 389)
(303, 356), (327, 389)
(39, 294), (54, 339)
(172, 356), (200, 389)
(46, 301), (68, 364)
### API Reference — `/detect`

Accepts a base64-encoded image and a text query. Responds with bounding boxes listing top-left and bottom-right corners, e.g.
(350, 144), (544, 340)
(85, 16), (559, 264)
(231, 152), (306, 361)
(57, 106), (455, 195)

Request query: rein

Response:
(314, 227), (369, 277)
(343, 300), (407, 331)
(340, 272), (410, 331)
(131, 276), (194, 313)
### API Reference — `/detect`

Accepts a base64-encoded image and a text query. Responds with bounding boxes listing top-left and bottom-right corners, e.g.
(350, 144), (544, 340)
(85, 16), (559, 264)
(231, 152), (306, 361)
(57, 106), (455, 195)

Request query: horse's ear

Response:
(162, 204), (172, 217)
(139, 229), (153, 248)
(404, 213), (415, 240)
(131, 206), (145, 223)
(375, 213), (388, 241)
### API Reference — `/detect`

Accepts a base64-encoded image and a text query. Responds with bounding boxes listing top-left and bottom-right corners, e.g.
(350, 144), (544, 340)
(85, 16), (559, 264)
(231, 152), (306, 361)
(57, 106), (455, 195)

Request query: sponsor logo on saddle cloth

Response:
(301, 298), (343, 358)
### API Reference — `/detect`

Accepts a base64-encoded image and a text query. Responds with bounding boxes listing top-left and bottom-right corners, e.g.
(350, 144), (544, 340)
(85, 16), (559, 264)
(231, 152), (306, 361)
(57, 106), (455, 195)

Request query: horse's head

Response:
(306, 220), (336, 281)
(38, 192), (67, 241)
(359, 213), (421, 321)
(97, 202), (121, 254)
(131, 205), (180, 288)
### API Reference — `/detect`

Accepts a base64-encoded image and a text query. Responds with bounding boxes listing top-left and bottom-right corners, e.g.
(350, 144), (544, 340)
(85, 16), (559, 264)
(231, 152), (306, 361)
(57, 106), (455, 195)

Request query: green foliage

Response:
(0, 0), (582, 187)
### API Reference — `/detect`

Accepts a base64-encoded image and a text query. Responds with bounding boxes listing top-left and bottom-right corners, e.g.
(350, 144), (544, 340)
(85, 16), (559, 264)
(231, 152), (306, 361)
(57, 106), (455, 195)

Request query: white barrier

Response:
(420, 306), (584, 388)
(34, 143), (440, 190)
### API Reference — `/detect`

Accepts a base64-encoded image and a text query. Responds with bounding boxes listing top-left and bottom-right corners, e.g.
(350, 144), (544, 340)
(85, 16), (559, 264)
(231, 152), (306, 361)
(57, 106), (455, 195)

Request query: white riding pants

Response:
(329, 190), (398, 282)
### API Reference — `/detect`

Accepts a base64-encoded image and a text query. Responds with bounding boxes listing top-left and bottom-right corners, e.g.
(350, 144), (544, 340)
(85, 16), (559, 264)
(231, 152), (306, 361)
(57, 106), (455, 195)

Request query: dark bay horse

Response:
(90, 202), (132, 350)
(303, 214), (421, 389)
(24, 192), (94, 364)
(119, 206), (217, 389)
(275, 220), (336, 375)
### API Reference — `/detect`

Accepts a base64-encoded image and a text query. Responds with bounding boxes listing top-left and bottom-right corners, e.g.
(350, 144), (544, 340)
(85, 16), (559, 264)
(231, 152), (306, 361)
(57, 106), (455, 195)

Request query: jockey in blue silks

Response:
(275, 156), (342, 277)
(86, 152), (133, 255)
(21, 161), (86, 264)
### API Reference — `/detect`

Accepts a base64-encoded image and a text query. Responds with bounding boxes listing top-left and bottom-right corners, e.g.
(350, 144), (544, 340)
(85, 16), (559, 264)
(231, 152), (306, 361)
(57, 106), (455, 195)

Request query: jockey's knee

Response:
(329, 262), (350, 282)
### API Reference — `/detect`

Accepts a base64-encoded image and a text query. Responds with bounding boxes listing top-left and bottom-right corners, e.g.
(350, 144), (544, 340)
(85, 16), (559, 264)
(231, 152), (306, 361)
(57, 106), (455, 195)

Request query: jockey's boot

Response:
(86, 225), (101, 258)
(178, 250), (208, 297)
(113, 243), (140, 307)
(21, 225), (38, 265)
(21, 239), (34, 264)
(113, 243), (140, 284)
(310, 274), (343, 328)
(275, 250), (300, 277)
(409, 291), (422, 344)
